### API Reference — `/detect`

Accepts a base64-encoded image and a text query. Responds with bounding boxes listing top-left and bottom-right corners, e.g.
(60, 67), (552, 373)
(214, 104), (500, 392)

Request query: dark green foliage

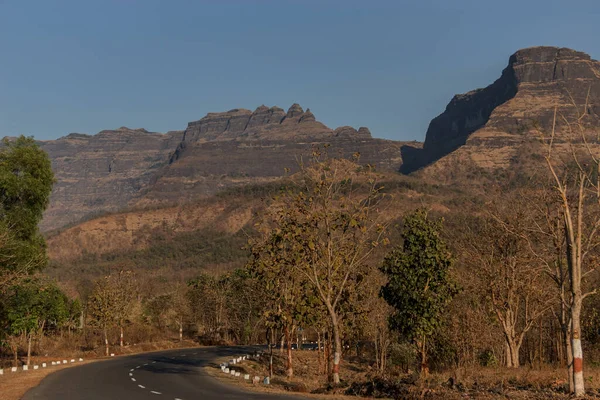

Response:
(0, 136), (54, 283)
(0, 136), (54, 240)
(1, 280), (70, 337)
(380, 209), (458, 365)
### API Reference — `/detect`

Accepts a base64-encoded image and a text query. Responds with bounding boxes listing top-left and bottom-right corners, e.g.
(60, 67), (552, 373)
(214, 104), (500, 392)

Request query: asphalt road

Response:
(23, 347), (300, 400)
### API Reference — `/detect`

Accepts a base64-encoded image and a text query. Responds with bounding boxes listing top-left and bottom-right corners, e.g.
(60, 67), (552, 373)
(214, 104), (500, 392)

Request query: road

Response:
(23, 347), (300, 400)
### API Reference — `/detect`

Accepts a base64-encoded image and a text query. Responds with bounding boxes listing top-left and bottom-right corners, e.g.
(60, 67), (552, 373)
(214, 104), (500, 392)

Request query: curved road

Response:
(23, 347), (299, 400)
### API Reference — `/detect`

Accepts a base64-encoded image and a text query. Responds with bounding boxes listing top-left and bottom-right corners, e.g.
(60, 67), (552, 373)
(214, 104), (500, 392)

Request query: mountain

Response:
(401, 46), (600, 174)
(40, 104), (418, 232)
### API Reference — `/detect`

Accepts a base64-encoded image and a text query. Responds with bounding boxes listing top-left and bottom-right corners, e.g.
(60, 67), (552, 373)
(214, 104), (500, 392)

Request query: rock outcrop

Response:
(402, 46), (600, 173)
(40, 128), (183, 231)
(38, 104), (409, 231)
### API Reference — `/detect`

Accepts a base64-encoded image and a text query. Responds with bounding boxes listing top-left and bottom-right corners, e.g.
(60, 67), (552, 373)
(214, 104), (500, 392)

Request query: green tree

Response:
(2, 280), (69, 366)
(380, 208), (458, 375)
(0, 136), (54, 292)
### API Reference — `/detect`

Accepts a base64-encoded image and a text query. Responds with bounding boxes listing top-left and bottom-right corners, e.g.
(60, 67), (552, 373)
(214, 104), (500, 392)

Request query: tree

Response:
(463, 209), (551, 368)
(0, 136), (54, 292)
(1, 280), (69, 366)
(88, 276), (119, 356)
(188, 273), (229, 341)
(535, 105), (600, 396)
(248, 226), (315, 377)
(380, 208), (458, 376)
(260, 150), (388, 383)
(112, 271), (137, 348)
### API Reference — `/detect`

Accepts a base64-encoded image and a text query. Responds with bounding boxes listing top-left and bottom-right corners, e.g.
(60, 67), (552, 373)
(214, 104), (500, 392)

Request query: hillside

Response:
(43, 46), (600, 284)
(401, 46), (600, 175)
(40, 104), (418, 232)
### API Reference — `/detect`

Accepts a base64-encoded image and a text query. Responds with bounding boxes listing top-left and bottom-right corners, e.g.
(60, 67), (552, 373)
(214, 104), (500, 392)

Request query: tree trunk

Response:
(178, 319), (183, 342)
(374, 338), (380, 371)
(571, 300), (584, 396)
(419, 335), (429, 376)
(270, 343), (274, 378)
(13, 342), (18, 367)
(566, 331), (574, 392)
(284, 325), (293, 377)
(27, 332), (32, 366)
(279, 331), (284, 353)
(329, 309), (342, 384)
(104, 327), (109, 357)
(120, 325), (124, 348)
(317, 331), (323, 374)
(504, 338), (521, 368)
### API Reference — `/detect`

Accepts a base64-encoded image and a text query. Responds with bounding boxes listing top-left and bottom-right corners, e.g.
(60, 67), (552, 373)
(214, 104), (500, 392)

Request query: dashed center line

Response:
(150, 391), (162, 395)
(131, 378), (136, 382)
(138, 384), (145, 389)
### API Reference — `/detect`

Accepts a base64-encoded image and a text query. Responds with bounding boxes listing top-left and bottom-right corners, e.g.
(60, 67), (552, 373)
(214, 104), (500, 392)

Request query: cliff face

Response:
(40, 128), (183, 231)
(39, 104), (411, 231)
(141, 104), (407, 206)
(402, 46), (600, 173)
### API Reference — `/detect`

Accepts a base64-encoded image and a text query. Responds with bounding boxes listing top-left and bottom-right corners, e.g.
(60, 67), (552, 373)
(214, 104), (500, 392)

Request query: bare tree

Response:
(464, 208), (551, 368)
(536, 103), (600, 396)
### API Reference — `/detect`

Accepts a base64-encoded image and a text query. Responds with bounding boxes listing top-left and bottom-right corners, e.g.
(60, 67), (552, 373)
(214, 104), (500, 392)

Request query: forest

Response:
(2, 114), (600, 399)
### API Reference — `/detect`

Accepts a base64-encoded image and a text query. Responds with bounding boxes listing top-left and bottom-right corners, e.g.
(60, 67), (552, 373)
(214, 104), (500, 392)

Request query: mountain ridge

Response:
(37, 104), (415, 231)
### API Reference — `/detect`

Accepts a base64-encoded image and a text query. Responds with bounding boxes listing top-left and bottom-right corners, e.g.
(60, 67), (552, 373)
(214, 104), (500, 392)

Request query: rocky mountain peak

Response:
(508, 46), (598, 83)
(299, 108), (316, 123)
(401, 46), (600, 173)
(286, 103), (304, 118)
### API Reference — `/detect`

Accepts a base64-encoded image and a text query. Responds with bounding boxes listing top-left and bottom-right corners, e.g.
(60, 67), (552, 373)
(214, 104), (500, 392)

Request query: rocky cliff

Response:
(40, 104), (413, 231)
(40, 128), (183, 231)
(402, 46), (600, 173)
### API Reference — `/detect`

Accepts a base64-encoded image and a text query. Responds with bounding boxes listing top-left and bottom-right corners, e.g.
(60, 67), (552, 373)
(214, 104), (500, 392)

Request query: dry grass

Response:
(205, 350), (600, 399)
(204, 350), (372, 399)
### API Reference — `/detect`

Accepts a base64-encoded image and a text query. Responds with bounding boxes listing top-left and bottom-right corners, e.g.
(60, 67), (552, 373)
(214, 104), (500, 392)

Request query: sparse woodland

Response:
(3, 105), (600, 399)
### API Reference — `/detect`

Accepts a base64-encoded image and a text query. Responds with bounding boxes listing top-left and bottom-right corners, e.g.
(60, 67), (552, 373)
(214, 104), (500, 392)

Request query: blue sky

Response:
(1, 0), (599, 142)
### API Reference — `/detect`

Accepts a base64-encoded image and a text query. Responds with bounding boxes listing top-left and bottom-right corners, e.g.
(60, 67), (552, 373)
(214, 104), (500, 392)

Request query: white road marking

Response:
(150, 391), (162, 395)
(174, 398), (183, 400)
(129, 373), (133, 376)
(130, 368), (134, 372)
(131, 378), (136, 382)
(143, 363), (148, 366)
(138, 384), (145, 389)
(152, 361), (156, 364)
(136, 366), (140, 369)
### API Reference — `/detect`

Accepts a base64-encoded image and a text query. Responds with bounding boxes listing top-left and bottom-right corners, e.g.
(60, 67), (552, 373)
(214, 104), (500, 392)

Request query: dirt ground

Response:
(205, 349), (600, 399)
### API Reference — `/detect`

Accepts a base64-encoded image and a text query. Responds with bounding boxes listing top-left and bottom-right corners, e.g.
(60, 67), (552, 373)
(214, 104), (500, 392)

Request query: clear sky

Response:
(1, 0), (599, 142)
